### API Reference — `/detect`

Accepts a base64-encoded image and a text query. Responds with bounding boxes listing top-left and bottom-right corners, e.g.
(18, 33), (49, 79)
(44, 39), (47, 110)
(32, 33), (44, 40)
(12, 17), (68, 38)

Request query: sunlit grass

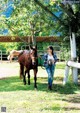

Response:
(0, 76), (80, 113)
(0, 62), (80, 113)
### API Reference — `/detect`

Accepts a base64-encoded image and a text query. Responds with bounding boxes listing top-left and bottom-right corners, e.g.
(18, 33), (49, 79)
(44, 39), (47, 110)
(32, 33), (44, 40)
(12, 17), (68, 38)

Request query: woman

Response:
(43, 46), (57, 90)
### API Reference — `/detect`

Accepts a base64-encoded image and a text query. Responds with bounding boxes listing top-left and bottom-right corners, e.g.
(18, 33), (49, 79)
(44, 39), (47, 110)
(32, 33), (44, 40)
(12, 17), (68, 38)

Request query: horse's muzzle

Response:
(32, 62), (36, 65)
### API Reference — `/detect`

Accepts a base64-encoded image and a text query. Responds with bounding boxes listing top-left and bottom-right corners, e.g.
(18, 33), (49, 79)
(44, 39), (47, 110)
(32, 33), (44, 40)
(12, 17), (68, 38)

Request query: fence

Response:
(0, 45), (70, 62)
(0, 50), (2, 61)
(0, 50), (8, 61)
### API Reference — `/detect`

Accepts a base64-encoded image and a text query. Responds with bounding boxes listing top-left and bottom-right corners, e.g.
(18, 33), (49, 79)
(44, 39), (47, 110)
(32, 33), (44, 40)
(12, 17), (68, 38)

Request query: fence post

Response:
(70, 32), (78, 84)
(0, 50), (2, 62)
(63, 65), (70, 85)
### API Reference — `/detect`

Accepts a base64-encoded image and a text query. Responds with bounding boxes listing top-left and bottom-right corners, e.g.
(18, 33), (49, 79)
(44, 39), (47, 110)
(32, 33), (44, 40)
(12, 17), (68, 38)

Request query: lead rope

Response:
(39, 56), (45, 70)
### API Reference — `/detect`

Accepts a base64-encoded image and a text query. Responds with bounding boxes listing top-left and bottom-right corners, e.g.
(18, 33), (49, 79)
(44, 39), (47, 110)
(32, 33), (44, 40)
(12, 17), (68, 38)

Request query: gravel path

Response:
(0, 61), (19, 78)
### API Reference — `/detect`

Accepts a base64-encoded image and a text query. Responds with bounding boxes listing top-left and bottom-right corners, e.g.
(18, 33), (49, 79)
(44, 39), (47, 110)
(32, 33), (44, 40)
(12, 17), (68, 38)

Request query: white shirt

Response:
(48, 55), (54, 61)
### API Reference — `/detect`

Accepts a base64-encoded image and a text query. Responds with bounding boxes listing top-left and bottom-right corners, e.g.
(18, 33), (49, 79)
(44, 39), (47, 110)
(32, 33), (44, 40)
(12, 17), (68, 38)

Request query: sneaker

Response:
(48, 85), (52, 90)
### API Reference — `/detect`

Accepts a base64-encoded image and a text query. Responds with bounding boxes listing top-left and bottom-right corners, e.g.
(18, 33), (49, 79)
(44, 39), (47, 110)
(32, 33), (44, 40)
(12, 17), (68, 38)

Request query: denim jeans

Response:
(46, 64), (55, 87)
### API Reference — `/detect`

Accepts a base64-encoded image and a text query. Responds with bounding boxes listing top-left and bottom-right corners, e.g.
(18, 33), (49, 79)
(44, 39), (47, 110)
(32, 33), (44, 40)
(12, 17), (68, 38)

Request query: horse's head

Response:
(30, 46), (37, 65)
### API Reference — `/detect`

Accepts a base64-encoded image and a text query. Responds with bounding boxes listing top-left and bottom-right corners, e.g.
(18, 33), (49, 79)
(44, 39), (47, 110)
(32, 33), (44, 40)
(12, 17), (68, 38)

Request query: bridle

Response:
(29, 49), (38, 66)
(39, 56), (45, 70)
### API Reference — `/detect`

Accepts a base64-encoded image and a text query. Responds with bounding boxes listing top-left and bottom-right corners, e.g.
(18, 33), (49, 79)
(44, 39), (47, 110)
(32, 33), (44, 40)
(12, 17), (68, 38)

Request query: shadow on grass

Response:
(62, 94), (80, 104)
(0, 76), (79, 94)
(64, 106), (80, 111)
(44, 105), (80, 112)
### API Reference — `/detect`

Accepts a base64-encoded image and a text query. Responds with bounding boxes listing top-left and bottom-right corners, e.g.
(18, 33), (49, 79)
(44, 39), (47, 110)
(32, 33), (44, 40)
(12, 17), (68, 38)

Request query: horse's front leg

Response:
(23, 75), (26, 85)
(23, 69), (26, 85)
(28, 70), (30, 85)
(34, 69), (38, 89)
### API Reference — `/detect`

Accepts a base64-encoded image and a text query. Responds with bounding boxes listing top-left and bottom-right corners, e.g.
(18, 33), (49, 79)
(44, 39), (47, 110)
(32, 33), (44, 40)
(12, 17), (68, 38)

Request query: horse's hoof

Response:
(24, 82), (26, 85)
(34, 86), (37, 90)
(28, 82), (30, 85)
(34, 88), (37, 91)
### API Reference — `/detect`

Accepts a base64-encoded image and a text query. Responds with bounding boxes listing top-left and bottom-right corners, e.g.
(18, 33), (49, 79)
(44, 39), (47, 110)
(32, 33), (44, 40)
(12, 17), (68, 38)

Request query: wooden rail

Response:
(67, 61), (80, 69)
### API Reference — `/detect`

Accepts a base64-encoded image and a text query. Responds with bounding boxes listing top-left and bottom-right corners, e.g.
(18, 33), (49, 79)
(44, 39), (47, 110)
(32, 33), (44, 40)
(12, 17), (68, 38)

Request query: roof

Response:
(0, 36), (60, 42)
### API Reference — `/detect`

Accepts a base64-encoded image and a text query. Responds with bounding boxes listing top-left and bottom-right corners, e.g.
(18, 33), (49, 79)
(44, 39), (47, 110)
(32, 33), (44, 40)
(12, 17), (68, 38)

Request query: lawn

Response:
(0, 62), (80, 113)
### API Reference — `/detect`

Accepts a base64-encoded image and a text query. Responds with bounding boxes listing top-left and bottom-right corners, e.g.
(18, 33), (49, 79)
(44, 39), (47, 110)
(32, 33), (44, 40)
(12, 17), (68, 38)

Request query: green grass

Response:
(0, 76), (80, 113)
(0, 76), (79, 94)
(0, 62), (80, 113)
(56, 62), (66, 69)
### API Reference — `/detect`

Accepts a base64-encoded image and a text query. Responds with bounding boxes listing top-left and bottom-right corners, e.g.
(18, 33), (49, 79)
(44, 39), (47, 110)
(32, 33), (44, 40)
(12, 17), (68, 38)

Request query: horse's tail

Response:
(20, 63), (24, 79)
(7, 55), (10, 60)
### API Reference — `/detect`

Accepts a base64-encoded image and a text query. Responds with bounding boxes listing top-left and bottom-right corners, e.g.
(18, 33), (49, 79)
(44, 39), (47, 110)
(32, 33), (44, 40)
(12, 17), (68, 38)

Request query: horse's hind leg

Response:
(28, 71), (30, 85)
(20, 64), (26, 85)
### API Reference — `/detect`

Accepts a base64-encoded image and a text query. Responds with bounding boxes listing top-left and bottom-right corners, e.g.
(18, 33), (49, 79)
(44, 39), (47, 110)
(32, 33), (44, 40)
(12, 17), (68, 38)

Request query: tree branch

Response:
(34, 0), (67, 27)
(59, 3), (75, 19)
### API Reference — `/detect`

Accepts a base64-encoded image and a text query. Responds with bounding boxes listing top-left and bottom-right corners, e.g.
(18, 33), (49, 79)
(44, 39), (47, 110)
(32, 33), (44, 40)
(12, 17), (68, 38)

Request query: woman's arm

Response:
(54, 53), (57, 63)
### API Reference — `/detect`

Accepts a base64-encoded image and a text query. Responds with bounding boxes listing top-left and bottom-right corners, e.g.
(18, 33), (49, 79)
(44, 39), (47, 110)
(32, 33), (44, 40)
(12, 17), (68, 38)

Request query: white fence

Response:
(0, 50), (2, 61)
(0, 50), (8, 61)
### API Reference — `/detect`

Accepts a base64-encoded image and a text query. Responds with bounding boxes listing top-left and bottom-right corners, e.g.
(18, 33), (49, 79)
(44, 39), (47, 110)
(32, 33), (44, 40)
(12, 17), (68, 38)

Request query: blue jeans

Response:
(46, 64), (55, 87)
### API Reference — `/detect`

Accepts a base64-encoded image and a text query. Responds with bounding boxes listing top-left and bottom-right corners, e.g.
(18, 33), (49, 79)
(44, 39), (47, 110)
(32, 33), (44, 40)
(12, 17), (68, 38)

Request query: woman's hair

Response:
(47, 46), (54, 55)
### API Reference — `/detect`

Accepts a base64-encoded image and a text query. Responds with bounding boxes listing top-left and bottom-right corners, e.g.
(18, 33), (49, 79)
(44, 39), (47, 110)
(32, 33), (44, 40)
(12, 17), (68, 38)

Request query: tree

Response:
(1, 0), (61, 45)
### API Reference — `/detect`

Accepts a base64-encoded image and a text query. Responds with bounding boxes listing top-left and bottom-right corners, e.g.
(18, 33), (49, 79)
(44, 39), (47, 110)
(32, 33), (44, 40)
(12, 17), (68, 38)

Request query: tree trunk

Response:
(78, 55), (80, 74)
(70, 32), (77, 60)
(70, 32), (78, 84)
(32, 35), (36, 46)
(30, 22), (36, 46)
(63, 32), (78, 85)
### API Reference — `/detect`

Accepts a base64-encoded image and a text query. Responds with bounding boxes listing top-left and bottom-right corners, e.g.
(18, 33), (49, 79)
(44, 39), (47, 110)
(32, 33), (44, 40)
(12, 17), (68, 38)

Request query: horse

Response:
(18, 46), (38, 89)
(7, 50), (23, 62)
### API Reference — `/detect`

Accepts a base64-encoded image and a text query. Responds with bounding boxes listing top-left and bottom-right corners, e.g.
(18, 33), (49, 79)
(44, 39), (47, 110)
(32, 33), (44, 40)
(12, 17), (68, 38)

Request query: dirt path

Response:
(0, 61), (19, 78)
(0, 61), (64, 79)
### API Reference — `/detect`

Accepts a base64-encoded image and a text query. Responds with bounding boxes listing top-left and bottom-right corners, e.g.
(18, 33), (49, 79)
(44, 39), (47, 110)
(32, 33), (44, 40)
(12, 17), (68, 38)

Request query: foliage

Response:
(60, 45), (70, 61)
(34, 0), (80, 59)
(1, 0), (57, 37)
(0, 42), (21, 53)
(1, 0), (80, 37)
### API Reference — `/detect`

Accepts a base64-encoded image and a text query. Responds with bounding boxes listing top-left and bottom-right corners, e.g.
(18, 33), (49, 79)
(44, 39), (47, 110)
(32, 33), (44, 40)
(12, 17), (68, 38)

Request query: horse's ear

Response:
(33, 45), (37, 49)
(30, 45), (37, 49)
(35, 45), (37, 49)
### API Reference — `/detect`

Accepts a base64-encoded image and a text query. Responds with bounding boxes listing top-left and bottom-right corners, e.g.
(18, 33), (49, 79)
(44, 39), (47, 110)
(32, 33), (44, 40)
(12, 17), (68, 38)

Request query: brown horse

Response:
(18, 46), (38, 89)
(7, 50), (23, 62)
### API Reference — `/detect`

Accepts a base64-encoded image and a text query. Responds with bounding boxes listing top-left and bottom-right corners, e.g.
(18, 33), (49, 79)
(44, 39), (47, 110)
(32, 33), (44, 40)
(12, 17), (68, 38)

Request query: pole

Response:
(30, 22), (36, 46)
(63, 65), (70, 85)
(63, 32), (78, 85)
(70, 32), (77, 60)
(70, 32), (78, 84)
